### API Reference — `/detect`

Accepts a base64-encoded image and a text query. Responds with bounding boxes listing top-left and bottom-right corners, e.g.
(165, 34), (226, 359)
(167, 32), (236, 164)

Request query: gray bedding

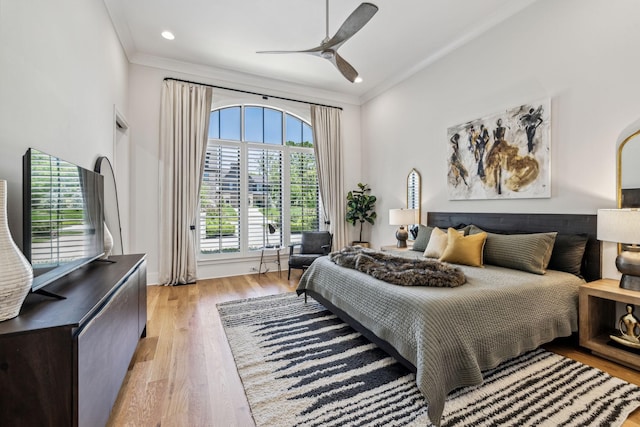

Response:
(296, 255), (584, 426)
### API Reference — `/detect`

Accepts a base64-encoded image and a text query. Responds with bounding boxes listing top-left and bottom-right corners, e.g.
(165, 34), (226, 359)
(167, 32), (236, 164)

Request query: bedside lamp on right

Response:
(597, 208), (640, 291)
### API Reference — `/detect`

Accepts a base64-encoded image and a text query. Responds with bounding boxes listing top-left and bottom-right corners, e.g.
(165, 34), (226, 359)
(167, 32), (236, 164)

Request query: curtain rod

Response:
(164, 77), (343, 111)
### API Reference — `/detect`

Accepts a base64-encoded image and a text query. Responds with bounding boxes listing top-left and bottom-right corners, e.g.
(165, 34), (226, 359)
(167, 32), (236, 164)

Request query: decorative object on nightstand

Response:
(389, 208), (417, 248)
(597, 208), (640, 291)
(609, 304), (640, 349)
(0, 180), (33, 322)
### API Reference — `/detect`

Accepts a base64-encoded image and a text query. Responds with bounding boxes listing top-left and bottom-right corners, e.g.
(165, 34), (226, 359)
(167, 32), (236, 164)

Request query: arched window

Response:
(200, 105), (319, 255)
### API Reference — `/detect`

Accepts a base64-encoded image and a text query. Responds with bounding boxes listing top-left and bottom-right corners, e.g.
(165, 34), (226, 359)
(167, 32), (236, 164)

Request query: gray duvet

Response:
(296, 256), (584, 426)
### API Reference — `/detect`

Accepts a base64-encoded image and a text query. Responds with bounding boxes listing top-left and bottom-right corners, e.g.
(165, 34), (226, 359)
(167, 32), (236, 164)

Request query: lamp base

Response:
(620, 274), (640, 291)
(395, 226), (408, 248)
(616, 250), (640, 291)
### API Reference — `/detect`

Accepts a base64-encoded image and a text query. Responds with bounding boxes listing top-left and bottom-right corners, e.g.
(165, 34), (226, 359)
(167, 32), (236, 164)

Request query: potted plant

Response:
(346, 183), (377, 247)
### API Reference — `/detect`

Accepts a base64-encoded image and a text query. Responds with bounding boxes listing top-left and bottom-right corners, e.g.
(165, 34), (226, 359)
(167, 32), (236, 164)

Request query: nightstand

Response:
(579, 279), (640, 370)
(380, 243), (413, 252)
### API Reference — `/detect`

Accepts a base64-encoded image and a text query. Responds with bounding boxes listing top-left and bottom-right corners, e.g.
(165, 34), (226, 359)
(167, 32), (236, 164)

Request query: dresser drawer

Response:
(76, 272), (139, 427)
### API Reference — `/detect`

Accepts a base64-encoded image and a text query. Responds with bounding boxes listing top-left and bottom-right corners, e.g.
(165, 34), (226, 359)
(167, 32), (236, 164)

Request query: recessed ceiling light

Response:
(354, 76), (363, 83)
(161, 31), (175, 40)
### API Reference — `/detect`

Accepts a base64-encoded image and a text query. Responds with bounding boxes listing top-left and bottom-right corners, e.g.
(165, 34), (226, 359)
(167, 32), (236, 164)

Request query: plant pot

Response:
(351, 241), (370, 248)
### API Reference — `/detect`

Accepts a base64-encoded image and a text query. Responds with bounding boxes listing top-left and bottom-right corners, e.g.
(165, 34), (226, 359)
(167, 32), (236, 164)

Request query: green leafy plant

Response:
(346, 183), (377, 243)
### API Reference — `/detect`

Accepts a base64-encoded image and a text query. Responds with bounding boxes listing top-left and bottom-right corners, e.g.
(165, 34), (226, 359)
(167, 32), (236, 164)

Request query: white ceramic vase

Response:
(0, 180), (33, 321)
(102, 222), (113, 259)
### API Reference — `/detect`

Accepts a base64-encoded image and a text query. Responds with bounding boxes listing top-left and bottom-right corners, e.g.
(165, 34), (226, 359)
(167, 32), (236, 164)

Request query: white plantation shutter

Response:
(289, 150), (319, 245)
(247, 147), (283, 250)
(200, 142), (241, 253)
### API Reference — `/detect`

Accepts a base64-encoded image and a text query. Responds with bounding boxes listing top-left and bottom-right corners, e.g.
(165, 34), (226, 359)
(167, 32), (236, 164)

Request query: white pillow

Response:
(423, 227), (464, 258)
(424, 227), (447, 258)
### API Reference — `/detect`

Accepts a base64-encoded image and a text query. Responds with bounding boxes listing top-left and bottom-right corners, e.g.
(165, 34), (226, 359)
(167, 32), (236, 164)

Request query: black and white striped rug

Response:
(217, 292), (640, 427)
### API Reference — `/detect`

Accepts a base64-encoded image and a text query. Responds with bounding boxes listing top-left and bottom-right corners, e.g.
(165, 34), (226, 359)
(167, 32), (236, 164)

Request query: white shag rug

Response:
(218, 292), (640, 427)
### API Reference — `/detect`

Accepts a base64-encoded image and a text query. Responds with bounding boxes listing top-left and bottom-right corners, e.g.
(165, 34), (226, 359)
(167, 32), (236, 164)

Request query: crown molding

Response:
(130, 53), (362, 107)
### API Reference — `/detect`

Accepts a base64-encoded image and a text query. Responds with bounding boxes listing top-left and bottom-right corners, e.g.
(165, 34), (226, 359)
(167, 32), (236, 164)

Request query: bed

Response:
(296, 212), (600, 426)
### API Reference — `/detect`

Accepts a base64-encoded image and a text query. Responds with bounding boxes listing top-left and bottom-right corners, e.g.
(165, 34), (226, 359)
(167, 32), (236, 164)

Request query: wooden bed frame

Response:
(304, 212), (601, 372)
(428, 212), (601, 282)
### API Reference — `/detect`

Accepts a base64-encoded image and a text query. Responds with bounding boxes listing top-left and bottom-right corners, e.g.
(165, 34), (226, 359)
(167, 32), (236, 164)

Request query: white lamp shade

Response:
(597, 209), (640, 244)
(389, 208), (417, 226)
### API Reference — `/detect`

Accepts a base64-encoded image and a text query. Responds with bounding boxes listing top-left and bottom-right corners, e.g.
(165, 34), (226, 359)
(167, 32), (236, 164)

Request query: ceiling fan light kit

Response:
(320, 50), (335, 59)
(257, 1), (378, 83)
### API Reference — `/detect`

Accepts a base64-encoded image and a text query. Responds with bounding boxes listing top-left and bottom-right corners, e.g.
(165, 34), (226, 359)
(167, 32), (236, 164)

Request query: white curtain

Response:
(311, 105), (348, 250)
(159, 80), (213, 285)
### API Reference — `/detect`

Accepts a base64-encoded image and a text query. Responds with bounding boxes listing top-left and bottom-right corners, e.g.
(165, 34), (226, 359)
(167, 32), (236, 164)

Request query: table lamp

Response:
(597, 208), (640, 291)
(389, 208), (417, 248)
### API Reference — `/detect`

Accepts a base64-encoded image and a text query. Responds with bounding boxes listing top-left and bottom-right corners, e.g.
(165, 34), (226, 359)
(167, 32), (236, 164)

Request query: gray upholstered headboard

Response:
(427, 212), (601, 282)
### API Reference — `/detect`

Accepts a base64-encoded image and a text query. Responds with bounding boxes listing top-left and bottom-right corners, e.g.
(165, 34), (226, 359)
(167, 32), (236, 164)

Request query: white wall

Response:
(127, 63), (362, 283)
(621, 137), (640, 189)
(0, 0), (129, 248)
(7, 0), (631, 284)
(361, 0), (640, 272)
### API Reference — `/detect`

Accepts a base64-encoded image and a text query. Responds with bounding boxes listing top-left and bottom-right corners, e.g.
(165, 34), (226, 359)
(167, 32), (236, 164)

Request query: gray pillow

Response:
(468, 225), (557, 275)
(548, 234), (588, 277)
(411, 225), (434, 252)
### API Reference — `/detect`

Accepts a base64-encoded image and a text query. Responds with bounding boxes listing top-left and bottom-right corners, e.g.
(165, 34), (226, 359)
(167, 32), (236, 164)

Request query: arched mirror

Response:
(407, 168), (421, 238)
(618, 129), (640, 209)
(95, 156), (124, 255)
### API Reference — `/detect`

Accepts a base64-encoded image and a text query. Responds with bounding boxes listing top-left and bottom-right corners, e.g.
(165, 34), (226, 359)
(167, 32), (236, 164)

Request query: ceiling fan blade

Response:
(257, 50), (299, 54)
(257, 46), (323, 55)
(329, 52), (358, 83)
(324, 2), (378, 50)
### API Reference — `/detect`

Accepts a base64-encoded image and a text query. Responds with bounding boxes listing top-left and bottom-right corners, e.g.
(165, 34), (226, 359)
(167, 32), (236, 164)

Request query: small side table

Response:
(258, 245), (282, 276)
(380, 242), (413, 252)
(579, 279), (640, 370)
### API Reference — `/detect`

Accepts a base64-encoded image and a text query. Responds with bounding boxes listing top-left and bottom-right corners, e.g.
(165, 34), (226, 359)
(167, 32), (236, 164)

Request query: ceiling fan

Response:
(257, 1), (378, 83)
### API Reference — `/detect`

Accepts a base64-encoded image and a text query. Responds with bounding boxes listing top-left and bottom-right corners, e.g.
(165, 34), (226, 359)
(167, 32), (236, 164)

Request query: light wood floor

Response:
(108, 272), (640, 427)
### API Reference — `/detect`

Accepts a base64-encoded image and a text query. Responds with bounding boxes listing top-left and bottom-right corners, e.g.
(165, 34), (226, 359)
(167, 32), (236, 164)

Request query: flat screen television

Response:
(23, 148), (105, 293)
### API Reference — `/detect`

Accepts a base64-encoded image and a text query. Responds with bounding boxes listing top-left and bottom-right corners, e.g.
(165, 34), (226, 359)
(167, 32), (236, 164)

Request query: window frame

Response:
(198, 104), (319, 260)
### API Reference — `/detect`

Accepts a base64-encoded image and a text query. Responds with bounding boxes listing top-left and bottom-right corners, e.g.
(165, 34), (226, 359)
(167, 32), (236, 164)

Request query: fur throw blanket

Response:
(329, 246), (466, 287)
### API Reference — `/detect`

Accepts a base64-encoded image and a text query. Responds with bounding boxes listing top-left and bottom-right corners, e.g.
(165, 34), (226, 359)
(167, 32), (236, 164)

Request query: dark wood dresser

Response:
(0, 254), (147, 427)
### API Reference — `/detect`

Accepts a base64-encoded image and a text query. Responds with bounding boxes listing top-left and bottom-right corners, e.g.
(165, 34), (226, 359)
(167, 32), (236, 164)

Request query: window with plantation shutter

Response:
(289, 150), (319, 245)
(200, 143), (241, 254)
(199, 105), (319, 258)
(247, 147), (282, 250)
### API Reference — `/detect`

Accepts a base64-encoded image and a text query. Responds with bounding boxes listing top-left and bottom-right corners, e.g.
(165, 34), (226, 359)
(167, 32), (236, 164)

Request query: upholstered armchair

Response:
(288, 231), (333, 279)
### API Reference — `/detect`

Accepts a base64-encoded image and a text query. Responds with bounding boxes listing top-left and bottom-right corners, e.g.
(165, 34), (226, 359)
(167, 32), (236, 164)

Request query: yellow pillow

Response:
(439, 228), (487, 267)
(423, 227), (465, 258)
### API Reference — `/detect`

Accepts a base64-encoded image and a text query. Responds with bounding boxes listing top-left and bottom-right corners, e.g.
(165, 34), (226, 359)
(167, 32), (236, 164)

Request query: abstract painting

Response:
(447, 99), (551, 200)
